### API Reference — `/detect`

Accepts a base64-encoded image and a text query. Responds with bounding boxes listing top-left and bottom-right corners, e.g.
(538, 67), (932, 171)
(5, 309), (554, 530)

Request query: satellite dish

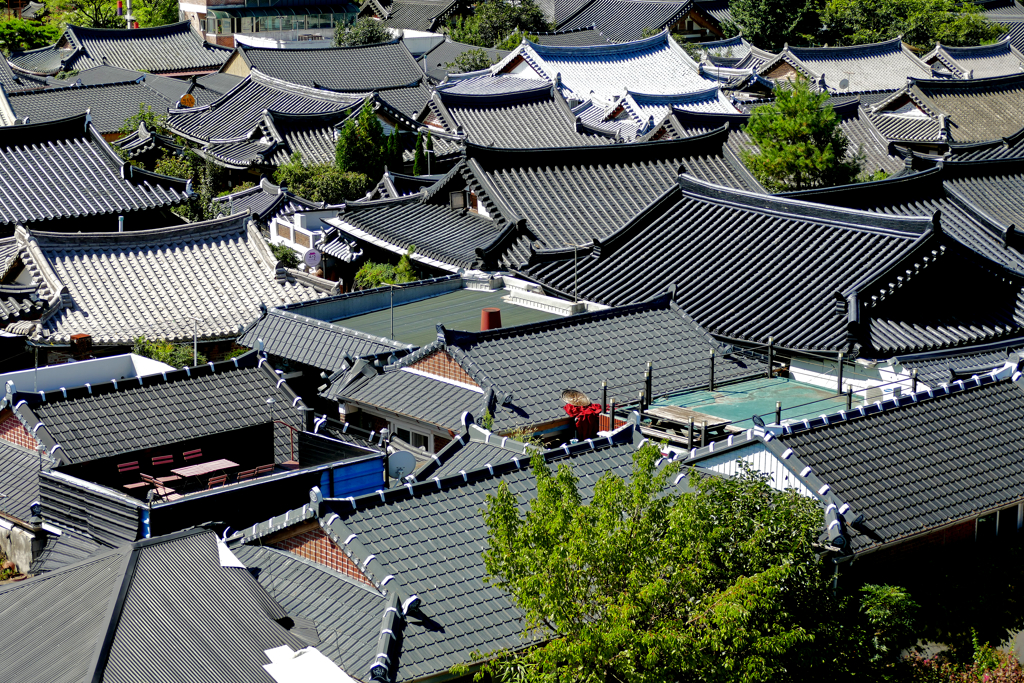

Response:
(839, 78), (850, 91)
(388, 450), (417, 479)
(752, 414), (766, 428)
(304, 248), (322, 268)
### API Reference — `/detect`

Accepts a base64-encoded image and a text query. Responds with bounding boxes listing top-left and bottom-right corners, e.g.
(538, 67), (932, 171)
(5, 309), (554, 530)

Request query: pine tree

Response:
(335, 102), (385, 178)
(412, 129), (425, 176)
(385, 126), (403, 172)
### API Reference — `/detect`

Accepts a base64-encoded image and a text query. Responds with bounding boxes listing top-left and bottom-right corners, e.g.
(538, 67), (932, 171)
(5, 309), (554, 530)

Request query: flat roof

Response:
(335, 288), (556, 346)
(654, 377), (866, 429)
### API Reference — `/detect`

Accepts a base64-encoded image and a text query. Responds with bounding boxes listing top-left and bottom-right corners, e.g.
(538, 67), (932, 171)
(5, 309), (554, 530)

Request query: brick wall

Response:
(272, 526), (374, 587)
(0, 409), (39, 450)
(599, 414), (627, 432)
(408, 350), (478, 387)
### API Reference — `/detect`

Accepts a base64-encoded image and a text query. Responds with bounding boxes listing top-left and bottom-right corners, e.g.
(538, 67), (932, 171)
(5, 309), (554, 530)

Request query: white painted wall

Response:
(697, 442), (816, 498)
(0, 353), (174, 395)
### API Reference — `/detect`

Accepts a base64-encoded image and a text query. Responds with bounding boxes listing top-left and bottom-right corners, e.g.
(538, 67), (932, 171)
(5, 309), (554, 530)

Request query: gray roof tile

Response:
(557, 0), (690, 43)
(9, 79), (175, 134)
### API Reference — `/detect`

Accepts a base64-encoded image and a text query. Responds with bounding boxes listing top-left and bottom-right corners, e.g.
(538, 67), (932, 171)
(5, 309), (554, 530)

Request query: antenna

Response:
(839, 77), (850, 91)
(388, 450), (417, 480)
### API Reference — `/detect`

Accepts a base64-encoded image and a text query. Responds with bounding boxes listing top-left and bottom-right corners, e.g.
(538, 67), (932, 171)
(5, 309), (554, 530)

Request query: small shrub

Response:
(133, 336), (207, 368)
(268, 242), (300, 268)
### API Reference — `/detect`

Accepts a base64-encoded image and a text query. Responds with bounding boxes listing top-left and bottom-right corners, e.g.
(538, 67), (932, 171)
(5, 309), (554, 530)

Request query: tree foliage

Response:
(268, 241), (300, 267)
(353, 246), (417, 289)
(445, 47), (495, 73)
(383, 126), (403, 172)
(45, 0), (126, 28)
(472, 443), (923, 682)
(412, 129), (426, 175)
(133, 335), (207, 367)
(496, 27), (538, 50)
(445, 0), (551, 48)
(133, 0), (181, 28)
(120, 102), (168, 137)
(820, 0), (1003, 50)
(336, 102), (386, 179)
(273, 152), (373, 204)
(727, 0), (818, 51)
(153, 146), (222, 221)
(741, 78), (863, 191)
(333, 17), (391, 46)
(0, 18), (60, 55)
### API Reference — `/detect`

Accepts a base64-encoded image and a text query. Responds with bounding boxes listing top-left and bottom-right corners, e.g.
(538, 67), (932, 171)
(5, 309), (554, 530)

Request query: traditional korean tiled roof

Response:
(757, 37), (932, 93)
(556, 0), (690, 43)
(213, 177), (324, 223)
(533, 25), (612, 47)
(493, 31), (717, 100)
(236, 39), (425, 92)
(922, 38), (1024, 79)
(0, 114), (190, 230)
(167, 70), (363, 144)
(230, 426), (642, 683)
(669, 98), (906, 179)
(577, 86), (738, 141)
(9, 21), (230, 77)
(0, 530), (313, 683)
(427, 80), (618, 147)
(10, 351), (305, 465)
(692, 0), (732, 29)
(689, 34), (752, 66)
(362, 295), (765, 431)
(7, 80), (175, 135)
(778, 368), (1024, 553)
(419, 38), (510, 81)
(461, 130), (761, 267)
(946, 124), (1024, 160)
(522, 174), (941, 353)
(16, 213), (332, 346)
(870, 72), (1024, 143)
(368, 169), (442, 198)
(0, 440), (43, 522)
(361, 0), (463, 31)
(238, 306), (413, 372)
(782, 157), (1024, 273)
(898, 345), (1024, 386)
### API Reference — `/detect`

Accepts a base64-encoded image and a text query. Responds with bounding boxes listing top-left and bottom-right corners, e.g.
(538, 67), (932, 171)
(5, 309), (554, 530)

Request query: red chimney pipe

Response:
(480, 307), (501, 331)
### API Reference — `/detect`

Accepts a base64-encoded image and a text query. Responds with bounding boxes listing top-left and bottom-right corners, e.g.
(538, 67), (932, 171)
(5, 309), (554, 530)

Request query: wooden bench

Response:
(152, 455), (181, 483)
(235, 469), (256, 483)
(254, 464), (275, 477)
(119, 461), (148, 489)
(207, 474), (227, 489)
(183, 449), (204, 461)
(140, 473), (182, 501)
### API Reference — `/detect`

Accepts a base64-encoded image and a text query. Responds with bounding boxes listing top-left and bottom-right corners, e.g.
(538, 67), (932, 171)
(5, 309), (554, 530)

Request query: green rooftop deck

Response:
(335, 288), (557, 346)
(653, 377), (865, 430)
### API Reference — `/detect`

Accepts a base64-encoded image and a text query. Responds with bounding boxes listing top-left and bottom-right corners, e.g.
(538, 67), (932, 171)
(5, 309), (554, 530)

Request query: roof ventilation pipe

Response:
(480, 307), (501, 331)
(118, 215), (124, 232)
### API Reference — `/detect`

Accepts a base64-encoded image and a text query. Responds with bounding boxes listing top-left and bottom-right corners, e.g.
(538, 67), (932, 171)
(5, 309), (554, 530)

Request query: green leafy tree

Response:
(446, 47), (496, 73)
(741, 78), (863, 191)
(0, 18), (60, 54)
(495, 27), (538, 50)
(470, 443), (923, 682)
(133, 0), (181, 28)
(334, 17), (391, 46)
(727, 0), (818, 51)
(820, 0), (1003, 50)
(120, 102), (168, 137)
(154, 146), (222, 221)
(412, 129), (426, 175)
(446, 0), (551, 48)
(273, 152), (373, 204)
(353, 245), (418, 289)
(384, 126), (403, 171)
(335, 102), (385, 179)
(45, 0), (126, 28)
(133, 335), (207, 367)
(268, 242), (300, 267)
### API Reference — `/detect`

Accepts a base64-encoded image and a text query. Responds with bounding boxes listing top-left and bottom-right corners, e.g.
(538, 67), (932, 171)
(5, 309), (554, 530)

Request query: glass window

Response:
(412, 432), (429, 450)
(395, 427), (411, 443)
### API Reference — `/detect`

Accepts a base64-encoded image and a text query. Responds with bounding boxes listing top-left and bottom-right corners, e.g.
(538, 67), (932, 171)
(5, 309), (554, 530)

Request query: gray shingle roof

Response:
(326, 191), (506, 270)
(780, 370), (1024, 553)
(0, 440), (42, 522)
(419, 39), (510, 81)
(871, 72), (1024, 143)
(316, 429), (641, 681)
(533, 25), (613, 46)
(557, 0), (690, 42)
(12, 351), (305, 465)
(9, 21), (230, 76)
(30, 528), (104, 574)
(428, 81), (618, 147)
(760, 37), (932, 93)
(167, 70), (362, 144)
(8, 80), (175, 134)
(237, 39), (425, 92)
(213, 177), (323, 223)
(923, 38), (1024, 79)
(19, 213), (328, 345)
(692, 0), (732, 28)
(782, 157), (1024, 273)
(238, 307), (413, 372)
(0, 114), (189, 228)
(899, 345), (1023, 386)
(522, 174), (935, 353)
(376, 294), (765, 432)
(362, 0), (462, 31)
(462, 132), (761, 267)
(335, 363), (479, 429)
(496, 32), (719, 101)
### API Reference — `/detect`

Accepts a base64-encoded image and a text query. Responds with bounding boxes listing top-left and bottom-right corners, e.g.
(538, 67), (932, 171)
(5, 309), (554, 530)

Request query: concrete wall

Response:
(0, 519), (40, 574)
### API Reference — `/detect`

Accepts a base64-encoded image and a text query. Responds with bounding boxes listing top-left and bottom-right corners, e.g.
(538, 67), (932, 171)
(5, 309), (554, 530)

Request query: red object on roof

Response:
(564, 402), (601, 440)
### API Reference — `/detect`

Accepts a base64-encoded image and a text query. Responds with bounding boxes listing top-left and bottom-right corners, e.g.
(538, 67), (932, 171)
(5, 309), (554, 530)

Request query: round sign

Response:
(179, 93), (196, 108)
(304, 248), (322, 267)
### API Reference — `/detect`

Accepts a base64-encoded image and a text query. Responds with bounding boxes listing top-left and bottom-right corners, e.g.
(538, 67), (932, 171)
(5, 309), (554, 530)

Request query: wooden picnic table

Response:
(171, 459), (239, 479)
(641, 405), (741, 447)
